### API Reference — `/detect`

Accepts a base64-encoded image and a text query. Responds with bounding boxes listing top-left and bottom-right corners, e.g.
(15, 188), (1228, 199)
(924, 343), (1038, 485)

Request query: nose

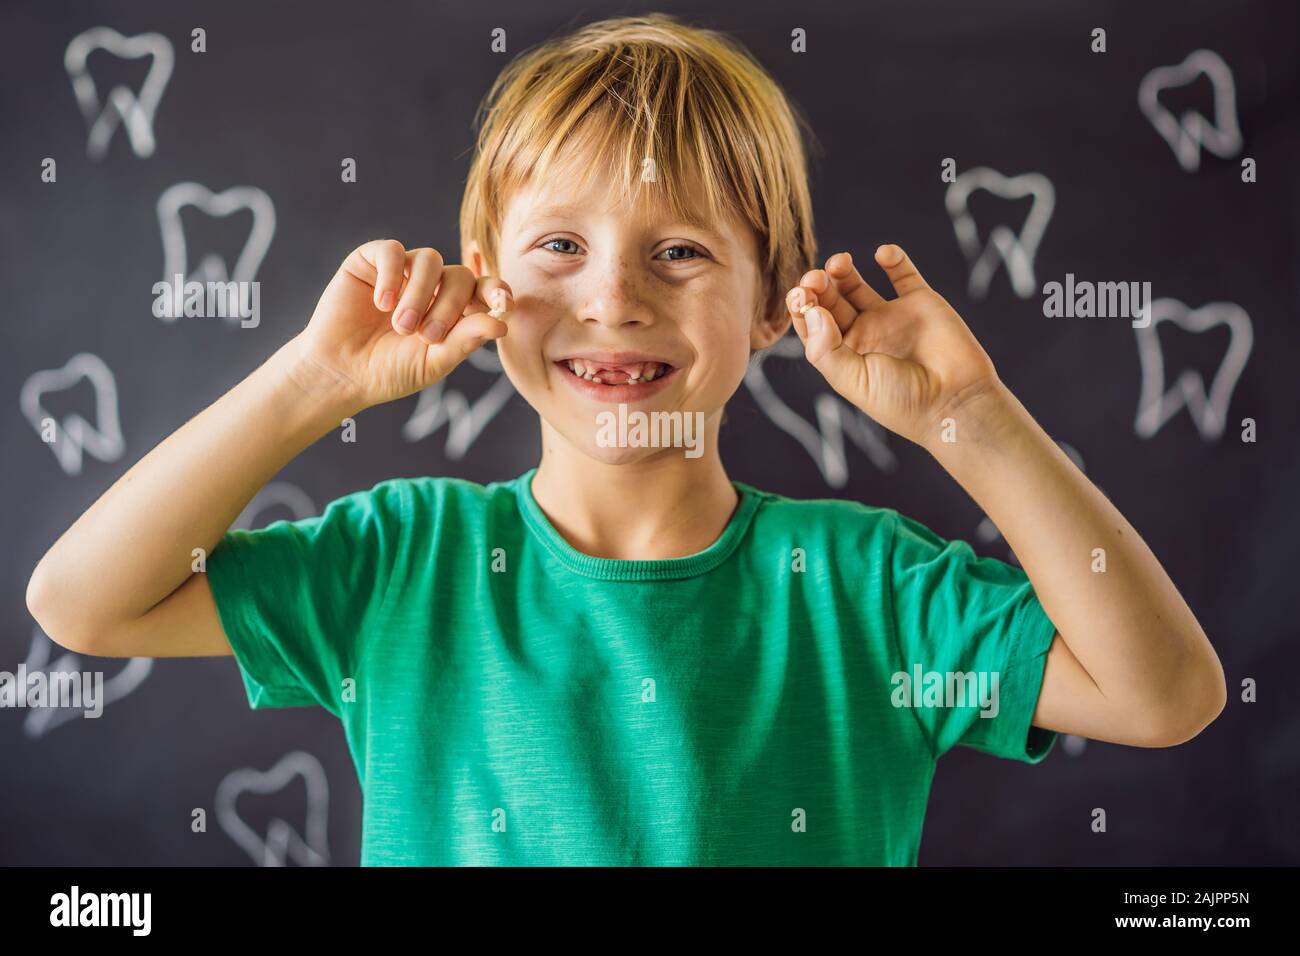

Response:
(579, 256), (655, 330)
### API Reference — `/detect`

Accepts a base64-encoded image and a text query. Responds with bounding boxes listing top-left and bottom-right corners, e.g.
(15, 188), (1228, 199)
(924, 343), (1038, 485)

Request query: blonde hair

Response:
(458, 13), (819, 335)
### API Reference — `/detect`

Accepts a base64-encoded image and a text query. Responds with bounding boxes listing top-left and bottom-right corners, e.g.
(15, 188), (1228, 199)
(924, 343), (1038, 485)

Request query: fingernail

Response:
(379, 290), (396, 311)
(805, 306), (822, 334)
(396, 308), (419, 331)
(425, 322), (447, 343)
(787, 288), (806, 312)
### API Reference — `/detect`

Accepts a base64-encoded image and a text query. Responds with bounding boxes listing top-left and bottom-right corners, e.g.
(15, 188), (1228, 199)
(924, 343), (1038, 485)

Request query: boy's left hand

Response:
(786, 245), (1002, 449)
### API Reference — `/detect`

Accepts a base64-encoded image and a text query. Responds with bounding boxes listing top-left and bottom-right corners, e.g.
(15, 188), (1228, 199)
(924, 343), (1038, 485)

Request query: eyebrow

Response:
(521, 203), (727, 242)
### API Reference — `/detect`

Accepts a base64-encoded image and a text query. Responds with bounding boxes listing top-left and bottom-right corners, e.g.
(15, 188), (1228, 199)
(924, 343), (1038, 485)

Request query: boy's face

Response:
(471, 157), (782, 464)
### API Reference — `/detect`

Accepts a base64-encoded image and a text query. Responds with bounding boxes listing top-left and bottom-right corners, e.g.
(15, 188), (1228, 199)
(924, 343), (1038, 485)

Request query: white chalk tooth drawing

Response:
(7, 627), (153, 739)
(975, 438), (1089, 757)
(945, 167), (1055, 301)
(230, 481), (317, 531)
(403, 345), (516, 459)
(216, 751), (331, 866)
(1138, 49), (1242, 172)
(744, 333), (897, 488)
(1135, 298), (1252, 441)
(157, 183), (276, 323)
(65, 27), (174, 160)
(20, 352), (125, 475)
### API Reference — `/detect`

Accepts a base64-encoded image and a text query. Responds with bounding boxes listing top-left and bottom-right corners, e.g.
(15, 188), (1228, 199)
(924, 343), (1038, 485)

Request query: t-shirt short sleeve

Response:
(206, 479), (408, 714)
(885, 509), (1058, 764)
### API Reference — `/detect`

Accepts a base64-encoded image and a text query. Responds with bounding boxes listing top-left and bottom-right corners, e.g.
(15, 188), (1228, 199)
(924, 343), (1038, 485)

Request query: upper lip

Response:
(553, 351), (677, 368)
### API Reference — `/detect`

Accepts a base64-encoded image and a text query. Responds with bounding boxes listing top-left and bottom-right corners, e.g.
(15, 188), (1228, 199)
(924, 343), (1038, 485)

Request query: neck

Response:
(530, 413), (739, 560)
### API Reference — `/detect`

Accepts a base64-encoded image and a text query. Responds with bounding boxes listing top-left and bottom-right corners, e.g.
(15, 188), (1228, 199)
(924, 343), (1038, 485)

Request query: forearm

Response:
(27, 335), (363, 642)
(924, 381), (1225, 722)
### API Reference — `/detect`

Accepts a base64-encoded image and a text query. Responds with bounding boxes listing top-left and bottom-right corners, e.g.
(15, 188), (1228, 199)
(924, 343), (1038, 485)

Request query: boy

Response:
(27, 14), (1225, 865)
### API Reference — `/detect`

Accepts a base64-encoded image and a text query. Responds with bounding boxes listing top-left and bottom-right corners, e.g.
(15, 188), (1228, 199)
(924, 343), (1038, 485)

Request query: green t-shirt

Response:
(207, 469), (1058, 865)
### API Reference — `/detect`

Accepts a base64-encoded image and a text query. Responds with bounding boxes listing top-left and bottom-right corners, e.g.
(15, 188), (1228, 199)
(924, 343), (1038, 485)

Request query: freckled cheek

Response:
(494, 301), (563, 380)
(684, 325), (750, 394)
(689, 290), (754, 361)
(500, 270), (570, 321)
(492, 267), (571, 369)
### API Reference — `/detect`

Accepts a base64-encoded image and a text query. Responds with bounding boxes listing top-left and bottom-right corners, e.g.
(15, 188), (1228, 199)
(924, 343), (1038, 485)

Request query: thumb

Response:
(791, 302), (867, 397)
(420, 311), (508, 384)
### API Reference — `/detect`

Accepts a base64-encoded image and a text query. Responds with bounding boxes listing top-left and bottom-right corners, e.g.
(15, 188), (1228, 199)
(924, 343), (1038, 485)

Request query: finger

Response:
(417, 265), (478, 345)
(804, 305), (840, 366)
(391, 248), (445, 335)
(786, 285), (844, 349)
(362, 239), (409, 312)
(792, 303), (871, 399)
(841, 299), (912, 356)
(875, 244), (931, 297)
(423, 312), (508, 381)
(794, 268), (856, 334)
(825, 251), (887, 311)
(788, 296), (842, 366)
(786, 287), (819, 342)
(465, 276), (515, 319)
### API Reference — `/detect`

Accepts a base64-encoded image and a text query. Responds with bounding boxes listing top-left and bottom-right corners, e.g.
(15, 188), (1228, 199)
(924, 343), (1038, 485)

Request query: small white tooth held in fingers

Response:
(488, 290), (508, 318)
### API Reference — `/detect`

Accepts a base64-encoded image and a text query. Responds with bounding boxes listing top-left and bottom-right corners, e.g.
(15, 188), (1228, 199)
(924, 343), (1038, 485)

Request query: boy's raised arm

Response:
(25, 337), (360, 657)
(26, 239), (512, 658)
(787, 244), (1226, 749)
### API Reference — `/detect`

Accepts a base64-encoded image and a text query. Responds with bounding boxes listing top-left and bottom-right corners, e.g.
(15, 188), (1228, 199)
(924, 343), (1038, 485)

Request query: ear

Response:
(466, 241), (488, 278)
(750, 298), (791, 351)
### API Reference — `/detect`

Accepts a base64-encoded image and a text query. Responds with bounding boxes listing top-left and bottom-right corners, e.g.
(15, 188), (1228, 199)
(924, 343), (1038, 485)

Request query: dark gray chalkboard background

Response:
(3, 0), (1297, 865)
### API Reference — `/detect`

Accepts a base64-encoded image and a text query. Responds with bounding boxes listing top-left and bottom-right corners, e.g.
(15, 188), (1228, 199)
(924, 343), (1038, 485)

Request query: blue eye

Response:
(658, 244), (702, 261)
(542, 238), (581, 255)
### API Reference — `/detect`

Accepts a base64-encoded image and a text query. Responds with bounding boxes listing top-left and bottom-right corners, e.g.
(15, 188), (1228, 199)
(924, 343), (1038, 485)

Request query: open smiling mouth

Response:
(555, 358), (678, 387)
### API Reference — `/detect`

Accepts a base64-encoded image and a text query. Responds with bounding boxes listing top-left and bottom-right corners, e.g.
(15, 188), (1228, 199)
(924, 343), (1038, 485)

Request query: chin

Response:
(574, 436), (680, 466)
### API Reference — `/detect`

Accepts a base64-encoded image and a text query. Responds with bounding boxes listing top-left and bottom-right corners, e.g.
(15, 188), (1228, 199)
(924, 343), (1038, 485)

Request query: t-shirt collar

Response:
(514, 467), (760, 581)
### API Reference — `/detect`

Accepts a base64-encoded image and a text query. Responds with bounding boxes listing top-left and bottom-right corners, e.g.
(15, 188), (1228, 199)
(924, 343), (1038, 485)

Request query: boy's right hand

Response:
(291, 239), (512, 411)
